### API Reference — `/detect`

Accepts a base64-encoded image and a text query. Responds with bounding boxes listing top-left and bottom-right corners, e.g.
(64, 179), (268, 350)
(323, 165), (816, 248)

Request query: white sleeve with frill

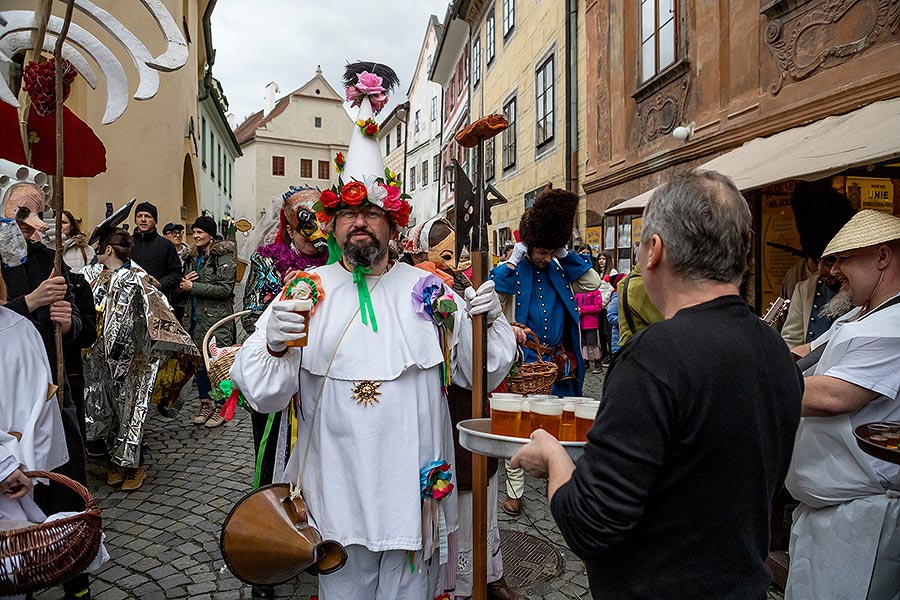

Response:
(451, 311), (517, 392)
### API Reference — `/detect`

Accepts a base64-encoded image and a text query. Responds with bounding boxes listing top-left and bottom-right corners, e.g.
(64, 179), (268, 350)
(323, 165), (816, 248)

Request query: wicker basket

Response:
(203, 310), (252, 389)
(0, 470), (102, 595)
(505, 325), (558, 396)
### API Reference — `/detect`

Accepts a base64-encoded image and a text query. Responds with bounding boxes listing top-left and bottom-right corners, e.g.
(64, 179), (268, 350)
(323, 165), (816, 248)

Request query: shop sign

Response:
(845, 177), (894, 213)
(585, 227), (603, 250)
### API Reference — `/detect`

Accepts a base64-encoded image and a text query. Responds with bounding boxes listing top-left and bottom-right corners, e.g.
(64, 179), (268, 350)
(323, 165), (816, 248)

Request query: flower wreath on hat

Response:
(313, 165), (412, 229)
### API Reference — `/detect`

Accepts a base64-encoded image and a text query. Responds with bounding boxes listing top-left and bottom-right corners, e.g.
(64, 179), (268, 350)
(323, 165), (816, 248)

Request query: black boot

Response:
(251, 584), (275, 598)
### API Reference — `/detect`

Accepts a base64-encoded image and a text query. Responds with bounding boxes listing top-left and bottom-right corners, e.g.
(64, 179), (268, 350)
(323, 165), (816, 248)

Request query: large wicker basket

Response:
(203, 310), (252, 389)
(0, 470), (102, 595)
(505, 324), (558, 396)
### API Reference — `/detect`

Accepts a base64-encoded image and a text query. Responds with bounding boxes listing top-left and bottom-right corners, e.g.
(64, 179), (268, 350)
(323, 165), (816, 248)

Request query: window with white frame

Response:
(502, 96), (516, 171)
(410, 166), (417, 191)
(486, 10), (496, 64)
(415, 110), (421, 133)
(422, 160), (428, 187)
(640, 0), (678, 83)
(386, 133), (391, 154)
(431, 97), (437, 121)
(502, 0), (515, 38)
(535, 55), (555, 147)
(472, 37), (481, 85)
(433, 155), (440, 183)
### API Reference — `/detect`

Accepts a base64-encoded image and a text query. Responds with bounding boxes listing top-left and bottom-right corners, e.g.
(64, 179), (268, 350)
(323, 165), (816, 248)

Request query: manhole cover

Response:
(499, 528), (565, 588)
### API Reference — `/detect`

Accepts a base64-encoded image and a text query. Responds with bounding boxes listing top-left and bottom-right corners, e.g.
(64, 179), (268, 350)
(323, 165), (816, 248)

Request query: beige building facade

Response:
(4, 0), (214, 234)
(455, 0), (587, 253)
(232, 69), (352, 253)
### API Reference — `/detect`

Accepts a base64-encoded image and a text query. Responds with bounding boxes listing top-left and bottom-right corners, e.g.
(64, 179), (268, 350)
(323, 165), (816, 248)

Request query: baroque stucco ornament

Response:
(635, 77), (689, 145)
(765, 0), (900, 95)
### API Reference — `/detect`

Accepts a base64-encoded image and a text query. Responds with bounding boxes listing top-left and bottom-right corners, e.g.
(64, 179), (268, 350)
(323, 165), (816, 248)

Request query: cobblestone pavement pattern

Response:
(35, 370), (783, 599)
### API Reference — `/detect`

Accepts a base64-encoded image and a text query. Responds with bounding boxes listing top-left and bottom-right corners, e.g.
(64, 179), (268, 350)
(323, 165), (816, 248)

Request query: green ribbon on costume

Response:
(254, 412), (277, 489)
(353, 264), (378, 332)
(326, 231), (342, 265)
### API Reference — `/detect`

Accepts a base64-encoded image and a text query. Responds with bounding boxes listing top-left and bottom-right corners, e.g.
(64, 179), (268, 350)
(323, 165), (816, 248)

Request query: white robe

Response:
(231, 262), (516, 552)
(0, 306), (68, 525)
(785, 300), (900, 600)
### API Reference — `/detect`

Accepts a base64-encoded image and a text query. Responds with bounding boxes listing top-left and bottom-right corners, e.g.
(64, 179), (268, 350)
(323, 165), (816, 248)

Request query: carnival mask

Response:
(294, 207), (328, 255)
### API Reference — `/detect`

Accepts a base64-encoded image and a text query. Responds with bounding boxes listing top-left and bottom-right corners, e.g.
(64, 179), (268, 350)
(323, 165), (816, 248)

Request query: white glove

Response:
(464, 280), (503, 324)
(553, 247), (569, 259)
(265, 300), (307, 352)
(506, 242), (528, 267)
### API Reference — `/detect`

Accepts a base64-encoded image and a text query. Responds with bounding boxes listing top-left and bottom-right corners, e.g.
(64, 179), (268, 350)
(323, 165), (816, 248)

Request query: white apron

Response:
(785, 305), (900, 600)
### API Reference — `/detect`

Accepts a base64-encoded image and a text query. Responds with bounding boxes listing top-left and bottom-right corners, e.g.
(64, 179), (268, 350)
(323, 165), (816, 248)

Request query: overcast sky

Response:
(211, 0), (451, 126)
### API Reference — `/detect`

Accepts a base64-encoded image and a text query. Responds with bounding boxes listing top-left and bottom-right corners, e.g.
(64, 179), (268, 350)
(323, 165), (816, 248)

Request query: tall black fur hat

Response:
(519, 188), (578, 250)
(790, 180), (856, 260)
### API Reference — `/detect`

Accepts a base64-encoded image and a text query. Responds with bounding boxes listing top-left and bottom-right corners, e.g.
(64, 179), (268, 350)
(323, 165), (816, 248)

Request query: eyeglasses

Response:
(335, 208), (385, 222)
(168, 231), (183, 237)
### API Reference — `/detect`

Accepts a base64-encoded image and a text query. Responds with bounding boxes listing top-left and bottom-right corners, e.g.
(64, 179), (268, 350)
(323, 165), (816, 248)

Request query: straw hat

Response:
(821, 210), (900, 257)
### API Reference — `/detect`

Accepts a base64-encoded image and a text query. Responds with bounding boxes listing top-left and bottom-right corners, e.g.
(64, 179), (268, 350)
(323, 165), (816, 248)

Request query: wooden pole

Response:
(470, 138), (489, 600)
(52, 0), (76, 399)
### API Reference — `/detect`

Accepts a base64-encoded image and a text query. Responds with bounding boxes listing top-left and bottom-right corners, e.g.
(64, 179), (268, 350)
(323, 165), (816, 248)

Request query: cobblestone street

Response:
(35, 369), (783, 599)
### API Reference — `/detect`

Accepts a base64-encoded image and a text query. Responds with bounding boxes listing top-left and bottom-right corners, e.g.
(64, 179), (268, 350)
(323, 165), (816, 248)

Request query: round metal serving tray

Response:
(457, 418), (586, 461)
(854, 423), (900, 465)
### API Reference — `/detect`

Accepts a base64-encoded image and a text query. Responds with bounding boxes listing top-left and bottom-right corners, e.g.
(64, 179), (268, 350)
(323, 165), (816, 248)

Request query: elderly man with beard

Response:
(231, 188), (516, 597)
(784, 210), (900, 600)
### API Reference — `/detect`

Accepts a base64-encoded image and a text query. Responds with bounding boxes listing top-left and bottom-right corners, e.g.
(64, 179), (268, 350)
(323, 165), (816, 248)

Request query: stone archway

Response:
(182, 154), (198, 226)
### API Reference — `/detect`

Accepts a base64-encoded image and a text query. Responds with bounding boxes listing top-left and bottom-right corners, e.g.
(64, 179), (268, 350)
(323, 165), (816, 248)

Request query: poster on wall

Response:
(760, 181), (801, 310)
(585, 226), (603, 251)
(844, 177), (894, 213)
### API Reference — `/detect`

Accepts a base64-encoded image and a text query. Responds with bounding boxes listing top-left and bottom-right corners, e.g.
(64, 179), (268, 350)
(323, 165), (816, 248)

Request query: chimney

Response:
(264, 82), (280, 117)
(226, 113), (237, 130)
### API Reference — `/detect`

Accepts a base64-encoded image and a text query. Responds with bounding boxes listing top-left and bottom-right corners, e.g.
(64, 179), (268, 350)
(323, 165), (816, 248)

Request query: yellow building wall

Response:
(469, 0), (586, 250)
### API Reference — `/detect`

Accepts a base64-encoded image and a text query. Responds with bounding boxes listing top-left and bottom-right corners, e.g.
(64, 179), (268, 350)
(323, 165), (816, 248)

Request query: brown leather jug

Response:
(220, 483), (347, 585)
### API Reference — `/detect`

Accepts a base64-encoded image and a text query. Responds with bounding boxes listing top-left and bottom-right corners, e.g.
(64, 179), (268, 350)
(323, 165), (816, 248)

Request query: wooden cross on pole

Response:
(453, 114), (509, 600)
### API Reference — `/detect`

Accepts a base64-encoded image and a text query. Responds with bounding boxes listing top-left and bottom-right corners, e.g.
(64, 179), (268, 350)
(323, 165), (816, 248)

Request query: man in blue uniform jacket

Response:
(490, 188), (600, 517)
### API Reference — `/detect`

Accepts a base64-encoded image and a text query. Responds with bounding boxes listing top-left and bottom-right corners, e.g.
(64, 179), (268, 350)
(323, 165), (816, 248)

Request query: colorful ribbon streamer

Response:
(353, 264), (378, 332)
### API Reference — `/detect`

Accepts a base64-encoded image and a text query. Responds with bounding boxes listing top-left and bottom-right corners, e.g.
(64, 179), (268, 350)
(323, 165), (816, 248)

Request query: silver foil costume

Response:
(82, 262), (199, 467)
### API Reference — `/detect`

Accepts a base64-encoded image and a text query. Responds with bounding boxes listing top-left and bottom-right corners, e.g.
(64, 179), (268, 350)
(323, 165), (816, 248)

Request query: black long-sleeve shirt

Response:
(551, 296), (802, 599)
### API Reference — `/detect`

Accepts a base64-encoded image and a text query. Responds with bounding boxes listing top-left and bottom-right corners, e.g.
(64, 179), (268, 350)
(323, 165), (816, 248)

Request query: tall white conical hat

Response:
(343, 96), (384, 184)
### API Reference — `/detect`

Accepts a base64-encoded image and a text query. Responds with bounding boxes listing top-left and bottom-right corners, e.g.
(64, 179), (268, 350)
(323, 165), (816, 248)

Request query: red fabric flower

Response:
(341, 181), (368, 206)
(319, 189), (340, 208)
(365, 122), (379, 136)
(391, 200), (412, 227)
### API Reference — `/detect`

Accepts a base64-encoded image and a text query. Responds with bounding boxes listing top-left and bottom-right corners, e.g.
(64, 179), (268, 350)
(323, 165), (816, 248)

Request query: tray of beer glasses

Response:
(854, 422), (900, 465)
(457, 394), (600, 461)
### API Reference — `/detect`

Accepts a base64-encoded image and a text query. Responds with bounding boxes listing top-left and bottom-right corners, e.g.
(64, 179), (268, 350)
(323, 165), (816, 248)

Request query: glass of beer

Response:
(529, 400), (564, 438)
(285, 299), (313, 347)
(560, 401), (577, 441)
(517, 401), (532, 438)
(868, 423), (890, 439)
(490, 397), (522, 437)
(575, 401), (601, 441)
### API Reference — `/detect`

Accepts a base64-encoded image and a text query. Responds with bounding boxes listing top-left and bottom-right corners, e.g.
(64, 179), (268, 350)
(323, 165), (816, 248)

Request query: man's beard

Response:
(820, 287), (855, 320)
(342, 233), (384, 268)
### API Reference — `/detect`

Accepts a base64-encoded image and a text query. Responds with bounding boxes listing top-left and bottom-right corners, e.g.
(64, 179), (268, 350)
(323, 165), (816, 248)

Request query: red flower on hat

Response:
(365, 122), (379, 136)
(341, 181), (368, 206)
(320, 189), (340, 208)
(392, 200), (412, 227)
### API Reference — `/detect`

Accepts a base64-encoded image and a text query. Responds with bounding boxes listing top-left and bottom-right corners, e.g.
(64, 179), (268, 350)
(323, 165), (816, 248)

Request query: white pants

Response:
(455, 473), (504, 597)
(504, 460), (524, 499)
(318, 544), (444, 600)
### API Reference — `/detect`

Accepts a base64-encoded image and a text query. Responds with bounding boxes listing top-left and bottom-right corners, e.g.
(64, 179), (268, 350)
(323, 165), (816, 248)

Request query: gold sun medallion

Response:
(351, 381), (382, 407)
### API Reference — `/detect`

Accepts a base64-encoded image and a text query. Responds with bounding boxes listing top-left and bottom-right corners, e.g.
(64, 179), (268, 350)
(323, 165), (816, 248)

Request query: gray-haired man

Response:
(512, 171), (802, 599)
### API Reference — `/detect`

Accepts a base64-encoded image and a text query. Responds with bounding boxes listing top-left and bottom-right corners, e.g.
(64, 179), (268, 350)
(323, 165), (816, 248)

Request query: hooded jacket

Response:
(180, 239), (236, 349)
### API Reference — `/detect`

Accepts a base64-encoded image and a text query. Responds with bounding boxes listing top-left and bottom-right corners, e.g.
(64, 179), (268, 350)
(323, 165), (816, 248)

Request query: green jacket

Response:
(617, 264), (663, 347)
(181, 240), (237, 348)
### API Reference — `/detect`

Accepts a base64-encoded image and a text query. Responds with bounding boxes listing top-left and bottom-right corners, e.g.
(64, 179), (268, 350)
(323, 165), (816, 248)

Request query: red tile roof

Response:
(233, 95), (291, 146)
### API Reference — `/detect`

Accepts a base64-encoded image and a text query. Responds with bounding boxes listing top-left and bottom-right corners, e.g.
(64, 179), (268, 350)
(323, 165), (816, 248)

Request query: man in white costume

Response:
(231, 62), (517, 600)
(785, 209), (900, 600)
